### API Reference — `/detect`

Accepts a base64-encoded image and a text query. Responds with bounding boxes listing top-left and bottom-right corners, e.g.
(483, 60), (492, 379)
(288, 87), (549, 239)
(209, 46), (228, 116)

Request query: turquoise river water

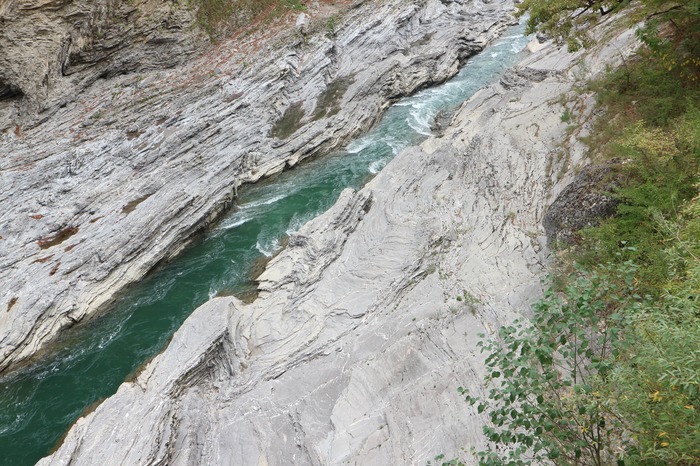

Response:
(0, 24), (529, 465)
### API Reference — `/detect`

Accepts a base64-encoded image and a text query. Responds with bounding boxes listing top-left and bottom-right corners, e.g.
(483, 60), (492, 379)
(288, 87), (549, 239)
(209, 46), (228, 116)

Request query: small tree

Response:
(462, 262), (641, 465)
(516, 0), (628, 51)
(517, 0), (700, 54)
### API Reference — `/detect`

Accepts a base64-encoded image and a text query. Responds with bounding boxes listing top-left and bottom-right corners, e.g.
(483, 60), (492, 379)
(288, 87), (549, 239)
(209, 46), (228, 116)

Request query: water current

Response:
(0, 23), (530, 465)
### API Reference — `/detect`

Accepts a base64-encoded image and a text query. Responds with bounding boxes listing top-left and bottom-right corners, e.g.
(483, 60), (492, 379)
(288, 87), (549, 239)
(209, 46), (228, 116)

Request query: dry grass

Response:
(190, 0), (306, 38)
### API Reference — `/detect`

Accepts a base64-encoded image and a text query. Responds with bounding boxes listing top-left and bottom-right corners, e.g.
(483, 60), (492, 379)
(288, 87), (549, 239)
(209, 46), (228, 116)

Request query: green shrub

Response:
(463, 262), (641, 466)
(572, 12), (700, 293)
(612, 294), (700, 464)
(465, 261), (700, 465)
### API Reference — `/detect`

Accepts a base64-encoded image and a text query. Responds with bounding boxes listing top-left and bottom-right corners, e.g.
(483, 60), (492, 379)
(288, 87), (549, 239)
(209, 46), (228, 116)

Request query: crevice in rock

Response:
(0, 80), (23, 101)
(171, 332), (236, 395)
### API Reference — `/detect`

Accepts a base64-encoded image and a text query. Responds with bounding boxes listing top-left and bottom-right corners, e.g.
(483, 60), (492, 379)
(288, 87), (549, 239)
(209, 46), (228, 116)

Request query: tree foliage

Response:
(612, 293), (700, 464)
(463, 262), (642, 466)
(465, 259), (700, 465)
(516, 0), (700, 52)
(516, 0), (628, 51)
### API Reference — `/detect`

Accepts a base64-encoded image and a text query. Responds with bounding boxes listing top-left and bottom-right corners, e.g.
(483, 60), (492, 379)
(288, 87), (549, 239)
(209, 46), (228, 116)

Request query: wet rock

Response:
(430, 108), (453, 134)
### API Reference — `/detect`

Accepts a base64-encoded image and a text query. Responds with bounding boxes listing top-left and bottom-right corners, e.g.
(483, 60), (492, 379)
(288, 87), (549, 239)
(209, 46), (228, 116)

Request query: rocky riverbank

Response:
(39, 12), (640, 466)
(0, 0), (517, 372)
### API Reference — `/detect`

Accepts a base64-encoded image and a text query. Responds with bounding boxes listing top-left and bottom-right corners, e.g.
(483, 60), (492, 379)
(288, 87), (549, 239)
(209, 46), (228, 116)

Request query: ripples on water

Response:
(0, 24), (530, 466)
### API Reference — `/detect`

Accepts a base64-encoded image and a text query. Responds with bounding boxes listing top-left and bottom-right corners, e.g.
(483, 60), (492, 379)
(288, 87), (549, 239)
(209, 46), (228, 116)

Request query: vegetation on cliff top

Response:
(188, 0), (306, 37)
(460, 1), (700, 464)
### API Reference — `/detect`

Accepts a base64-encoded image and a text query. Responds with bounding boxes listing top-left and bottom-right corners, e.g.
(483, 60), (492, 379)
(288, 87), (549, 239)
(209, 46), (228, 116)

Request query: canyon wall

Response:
(0, 0), (204, 130)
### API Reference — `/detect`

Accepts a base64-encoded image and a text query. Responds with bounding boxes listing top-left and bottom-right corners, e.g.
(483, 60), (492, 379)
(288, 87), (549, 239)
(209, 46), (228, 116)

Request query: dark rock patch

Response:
(37, 226), (80, 250)
(543, 163), (620, 246)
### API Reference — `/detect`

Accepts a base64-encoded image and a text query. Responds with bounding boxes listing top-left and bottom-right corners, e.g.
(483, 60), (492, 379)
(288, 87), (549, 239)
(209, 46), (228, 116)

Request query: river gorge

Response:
(0, 0), (640, 464)
(1, 26), (530, 465)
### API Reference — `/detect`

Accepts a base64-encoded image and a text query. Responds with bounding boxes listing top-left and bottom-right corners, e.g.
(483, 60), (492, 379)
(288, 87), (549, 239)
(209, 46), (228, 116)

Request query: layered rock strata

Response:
(40, 14), (639, 466)
(0, 0), (517, 372)
(0, 0), (204, 130)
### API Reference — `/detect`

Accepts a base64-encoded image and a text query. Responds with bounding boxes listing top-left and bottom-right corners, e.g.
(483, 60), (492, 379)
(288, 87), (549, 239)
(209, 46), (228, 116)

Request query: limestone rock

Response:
(0, 0), (204, 130)
(296, 13), (311, 35)
(527, 35), (549, 53)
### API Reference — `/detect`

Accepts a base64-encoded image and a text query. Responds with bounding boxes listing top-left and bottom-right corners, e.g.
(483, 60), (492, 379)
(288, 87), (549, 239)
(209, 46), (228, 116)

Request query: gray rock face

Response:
(0, 0), (204, 130)
(543, 163), (620, 246)
(0, 0), (516, 372)
(39, 12), (640, 466)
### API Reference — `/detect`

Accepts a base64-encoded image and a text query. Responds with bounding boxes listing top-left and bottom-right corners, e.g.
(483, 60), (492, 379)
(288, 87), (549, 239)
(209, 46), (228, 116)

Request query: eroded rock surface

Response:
(0, 0), (204, 130)
(0, 0), (518, 372)
(39, 14), (639, 466)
